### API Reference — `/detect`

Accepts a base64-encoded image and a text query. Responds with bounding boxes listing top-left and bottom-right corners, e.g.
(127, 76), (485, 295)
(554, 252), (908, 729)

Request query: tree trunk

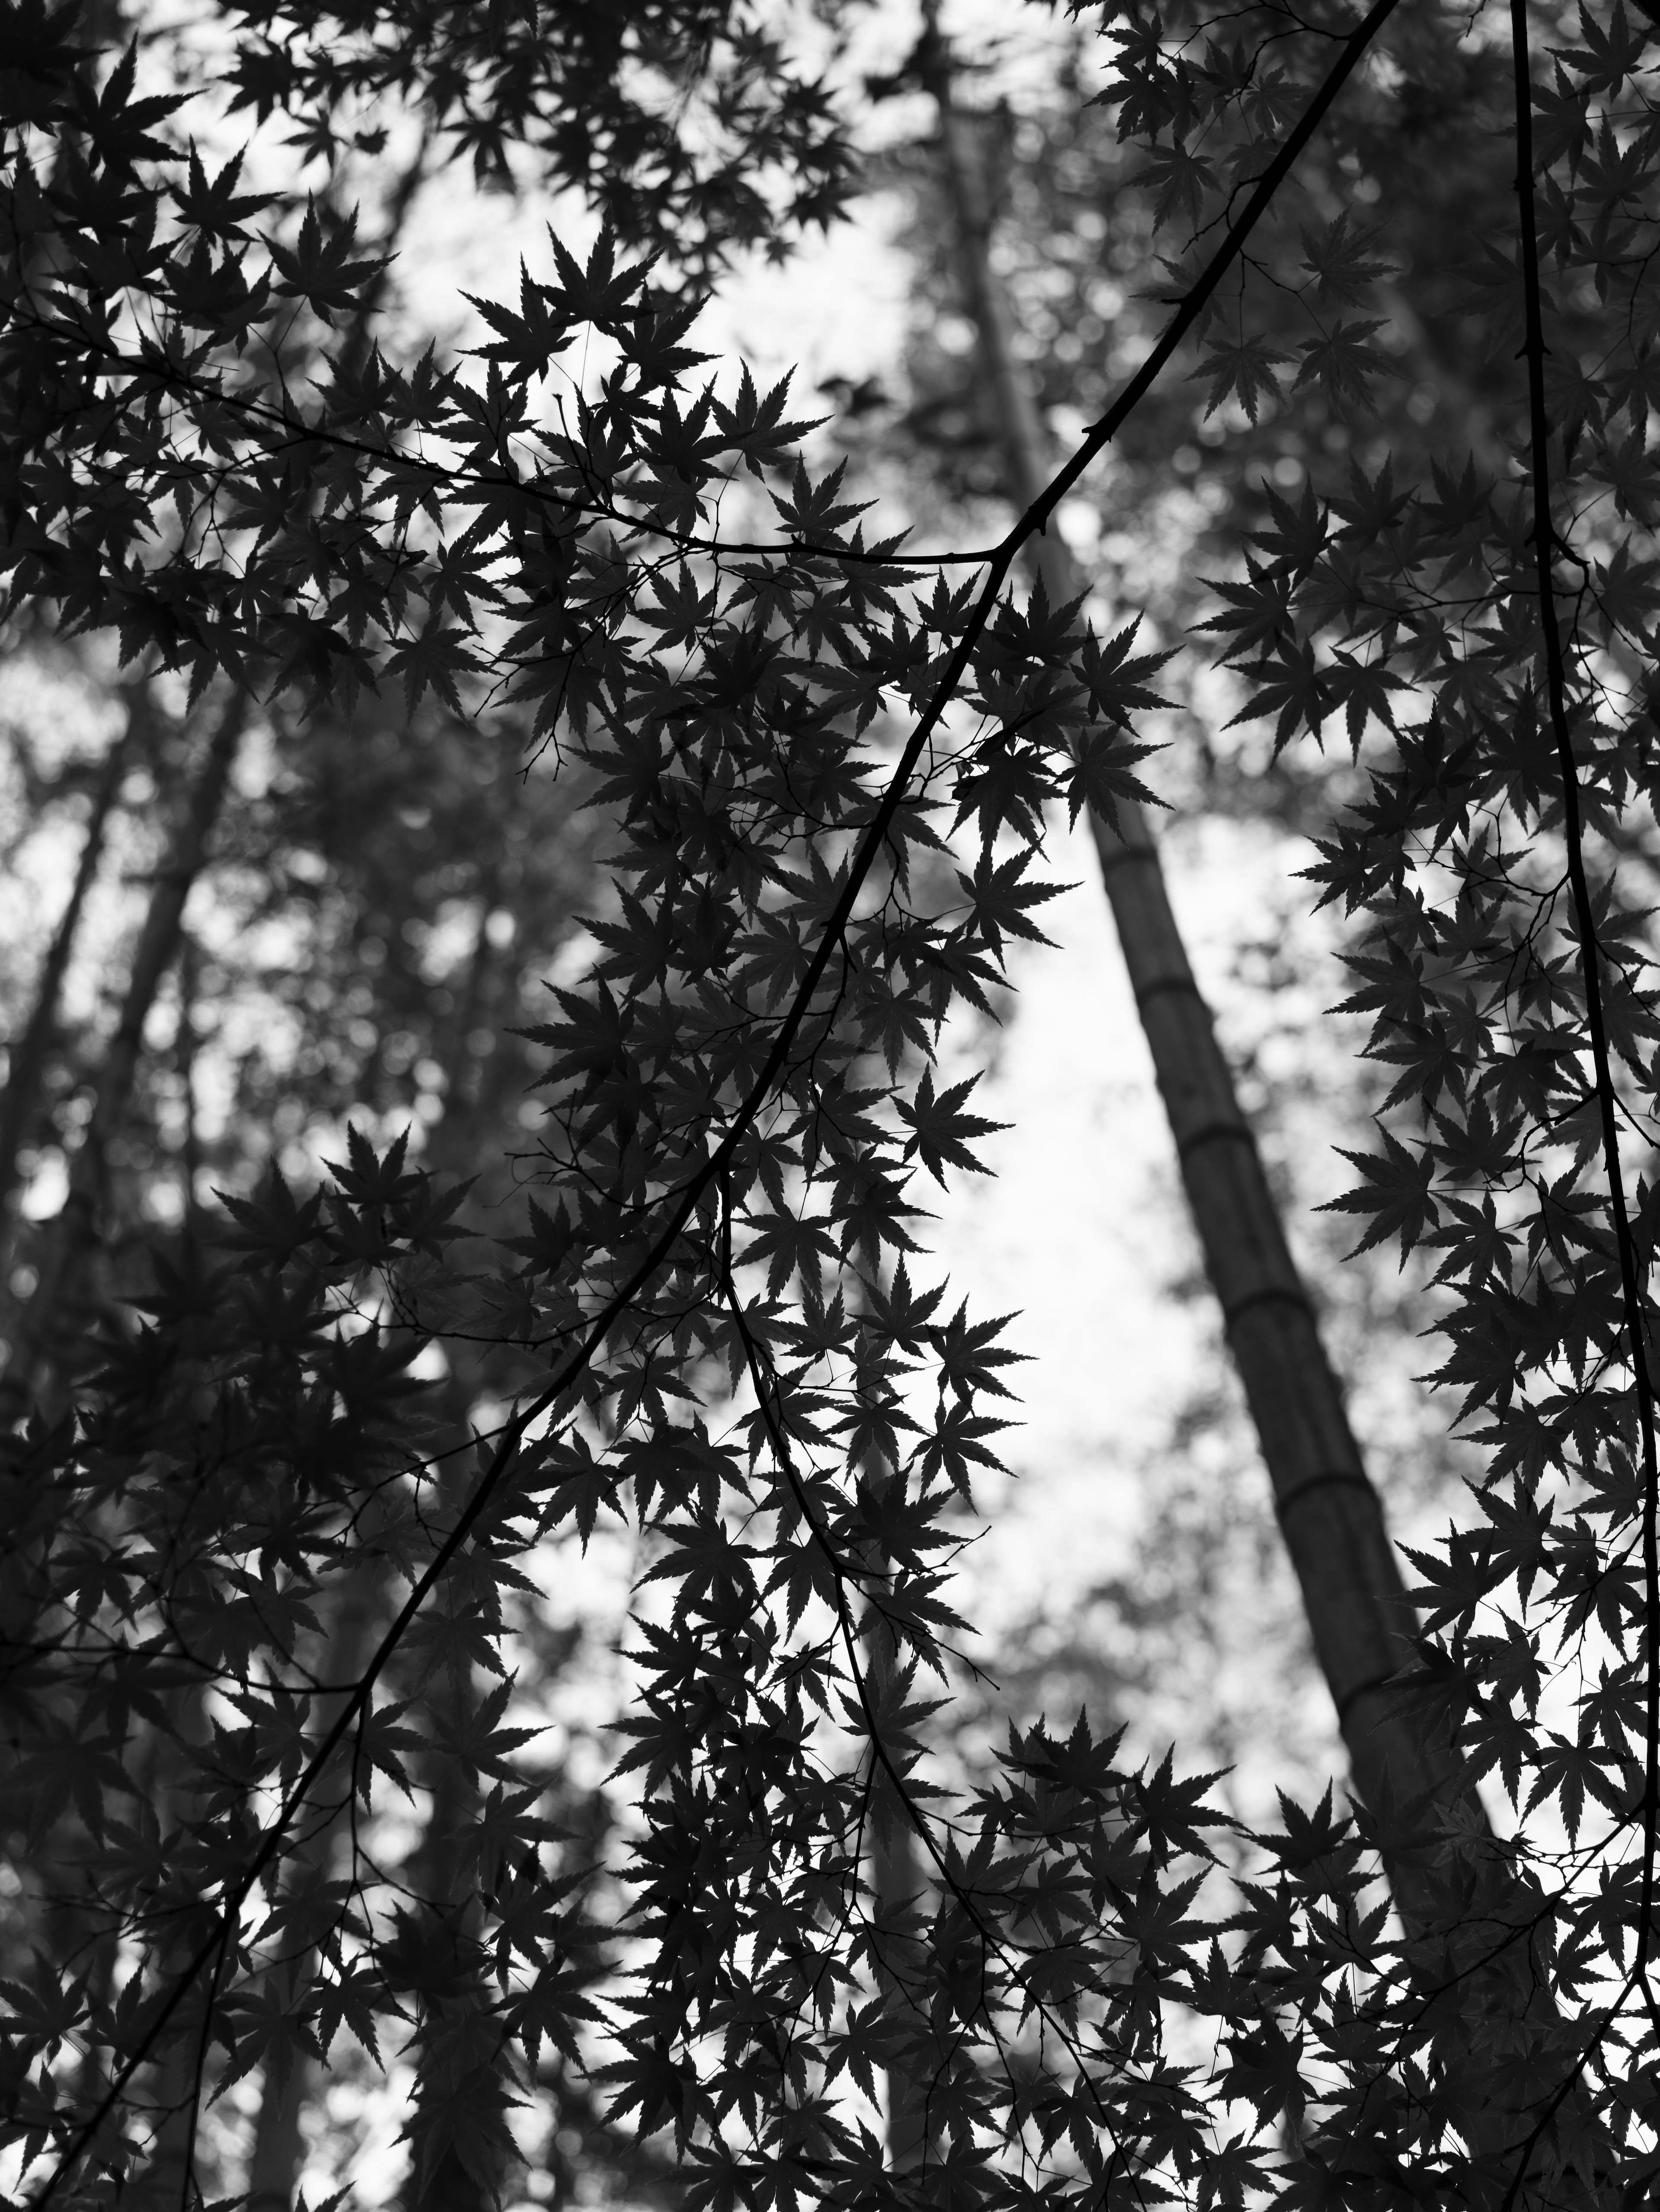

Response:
(0, 698), (137, 1251)
(864, 1608), (931, 2178)
(400, 1713), (505, 2212)
(397, 1433), (512, 2212)
(920, 14), (1492, 1938)
(397, 915), (521, 2212)
(3, 686), (247, 1413)
(131, 1682), (214, 2212)
(244, 1573), (383, 2212)
(0, 687), (248, 1847)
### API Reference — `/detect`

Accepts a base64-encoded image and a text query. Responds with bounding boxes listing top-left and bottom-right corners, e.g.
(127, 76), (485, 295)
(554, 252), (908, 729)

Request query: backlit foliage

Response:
(1, 0), (1657, 2205)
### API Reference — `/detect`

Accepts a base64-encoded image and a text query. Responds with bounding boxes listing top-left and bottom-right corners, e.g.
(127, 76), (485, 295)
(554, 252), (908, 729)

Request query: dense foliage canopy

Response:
(2, 0), (1659, 2207)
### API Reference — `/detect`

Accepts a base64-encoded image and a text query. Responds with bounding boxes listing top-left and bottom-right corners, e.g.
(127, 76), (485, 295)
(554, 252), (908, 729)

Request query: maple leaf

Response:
(711, 364), (824, 479)
(769, 454), (872, 542)
(1068, 724), (1165, 833)
(1592, 538), (1660, 636)
(502, 1197), (578, 1278)
(215, 1166), (326, 1269)
(72, 37), (189, 179)
(919, 1397), (1015, 1500)
(857, 1257), (946, 1357)
(1532, 56), (1597, 173)
(424, 1676), (546, 1785)
(956, 850), (1069, 957)
(1078, 615), (1178, 726)
(1197, 556), (1294, 662)
(323, 1124), (423, 1210)
(1219, 2018), (1305, 2129)
(951, 723), (1054, 849)
(382, 617), (484, 715)
(545, 221), (648, 332)
(354, 1700), (426, 1801)
(172, 142), (272, 239)
(1192, 334), (1288, 423)
(1320, 1128), (1440, 1263)
(1427, 1193), (1517, 1291)
(1329, 454), (1411, 546)
(635, 563), (719, 653)
(1292, 317), (1400, 411)
(1324, 649), (1406, 752)
(736, 1204), (840, 1295)
(1138, 137), (1219, 228)
(0, 0), (88, 130)
(213, 1975), (325, 2103)
(518, 981), (635, 1102)
(463, 261), (576, 383)
(1133, 1752), (1235, 1859)
(1117, 1866), (1210, 1970)
(1554, 1), (1649, 97)
(1298, 211), (1392, 306)
(895, 1068), (1006, 1187)
(388, 1176), (474, 1257)
(541, 1433), (619, 1549)
(267, 199), (386, 323)
(933, 1300), (1028, 1405)
(1227, 634), (1329, 750)
(1252, 480), (1328, 577)
(0, 1958), (86, 2057)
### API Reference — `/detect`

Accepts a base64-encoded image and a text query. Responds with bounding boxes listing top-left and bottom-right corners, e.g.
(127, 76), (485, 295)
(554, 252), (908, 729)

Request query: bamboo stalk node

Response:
(1173, 1116), (1255, 1162)
(1272, 1468), (1380, 1522)
(1219, 1281), (1314, 1329)
(1131, 972), (1208, 1011)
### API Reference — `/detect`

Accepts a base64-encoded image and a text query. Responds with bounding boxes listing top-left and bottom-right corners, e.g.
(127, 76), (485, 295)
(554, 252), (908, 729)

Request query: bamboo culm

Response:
(921, 13), (1499, 1940)
(919, 47), (1609, 2188)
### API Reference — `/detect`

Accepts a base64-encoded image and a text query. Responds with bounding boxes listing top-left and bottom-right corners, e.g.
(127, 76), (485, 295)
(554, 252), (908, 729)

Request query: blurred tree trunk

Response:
(868, 1686), (929, 2174)
(0, 696), (137, 1253)
(399, 1665), (508, 2212)
(129, 1682), (213, 2212)
(244, 1573), (383, 2212)
(3, 686), (246, 1414)
(395, 887), (520, 2212)
(0, 685), (247, 1862)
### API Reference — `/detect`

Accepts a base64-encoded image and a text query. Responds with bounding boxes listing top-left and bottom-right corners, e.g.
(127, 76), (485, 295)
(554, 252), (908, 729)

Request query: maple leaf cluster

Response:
(4, 0), (1660, 2206)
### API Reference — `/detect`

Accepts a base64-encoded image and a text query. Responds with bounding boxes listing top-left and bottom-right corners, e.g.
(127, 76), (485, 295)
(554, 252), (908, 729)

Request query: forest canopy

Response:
(0, 0), (1657, 2208)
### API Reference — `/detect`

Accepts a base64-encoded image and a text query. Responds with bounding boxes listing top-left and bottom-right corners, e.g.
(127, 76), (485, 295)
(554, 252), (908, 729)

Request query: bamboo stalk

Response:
(919, 13), (1487, 1940)
(916, 60), (1603, 2186)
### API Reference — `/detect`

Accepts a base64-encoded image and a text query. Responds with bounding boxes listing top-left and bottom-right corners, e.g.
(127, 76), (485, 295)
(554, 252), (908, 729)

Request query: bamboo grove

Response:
(1, 0), (1657, 2205)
